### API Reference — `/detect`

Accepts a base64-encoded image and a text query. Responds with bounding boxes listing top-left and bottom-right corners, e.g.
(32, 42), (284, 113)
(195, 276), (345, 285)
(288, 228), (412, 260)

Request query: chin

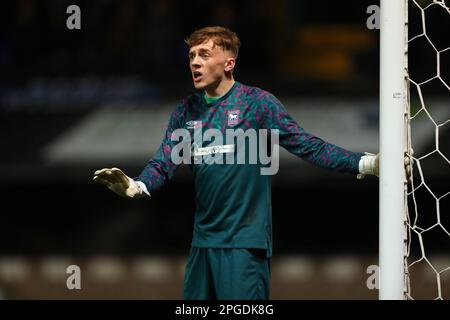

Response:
(193, 82), (207, 91)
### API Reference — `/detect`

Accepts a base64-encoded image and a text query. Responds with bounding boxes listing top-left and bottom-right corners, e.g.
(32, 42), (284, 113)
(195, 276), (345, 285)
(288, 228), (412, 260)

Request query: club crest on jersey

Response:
(227, 110), (240, 127)
(186, 120), (201, 129)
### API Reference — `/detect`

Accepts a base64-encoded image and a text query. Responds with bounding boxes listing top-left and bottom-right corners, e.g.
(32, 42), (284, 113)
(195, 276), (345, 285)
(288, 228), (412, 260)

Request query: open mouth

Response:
(193, 71), (202, 82)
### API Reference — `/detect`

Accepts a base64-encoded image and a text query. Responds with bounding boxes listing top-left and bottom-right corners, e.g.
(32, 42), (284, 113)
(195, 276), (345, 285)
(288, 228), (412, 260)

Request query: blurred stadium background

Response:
(0, 0), (448, 299)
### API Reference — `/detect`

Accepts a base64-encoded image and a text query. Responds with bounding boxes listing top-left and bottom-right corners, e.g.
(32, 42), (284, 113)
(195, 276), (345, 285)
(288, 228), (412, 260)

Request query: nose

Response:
(191, 55), (201, 68)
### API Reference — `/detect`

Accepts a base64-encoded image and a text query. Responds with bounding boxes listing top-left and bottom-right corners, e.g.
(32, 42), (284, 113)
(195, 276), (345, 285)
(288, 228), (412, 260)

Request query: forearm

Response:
(135, 158), (175, 194)
(281, 131), (364, 174)
(258, 93), (364, 174)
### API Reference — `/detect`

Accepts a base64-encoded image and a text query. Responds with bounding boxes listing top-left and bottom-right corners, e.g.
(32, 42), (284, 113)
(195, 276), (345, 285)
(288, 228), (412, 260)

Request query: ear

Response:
(224, 57), (236, 72)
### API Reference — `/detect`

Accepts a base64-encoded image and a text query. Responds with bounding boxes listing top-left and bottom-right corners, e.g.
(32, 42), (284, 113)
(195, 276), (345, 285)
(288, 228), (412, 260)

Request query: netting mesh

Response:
(405, 0), (450, 300)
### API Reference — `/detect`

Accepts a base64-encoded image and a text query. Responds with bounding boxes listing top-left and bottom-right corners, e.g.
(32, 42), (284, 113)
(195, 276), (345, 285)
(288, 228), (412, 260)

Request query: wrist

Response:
(359, 153), (378, 176)
(133, 180), (151, 198)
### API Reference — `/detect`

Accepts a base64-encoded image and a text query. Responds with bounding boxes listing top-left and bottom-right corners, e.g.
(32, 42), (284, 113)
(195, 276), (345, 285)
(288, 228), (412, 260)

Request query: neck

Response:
(205, 77), (235, 98)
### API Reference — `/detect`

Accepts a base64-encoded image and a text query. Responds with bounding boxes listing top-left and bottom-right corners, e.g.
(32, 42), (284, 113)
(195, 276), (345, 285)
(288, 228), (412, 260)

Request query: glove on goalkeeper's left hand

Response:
(357, 153), (379, 179)
(358, 152), (413, 181)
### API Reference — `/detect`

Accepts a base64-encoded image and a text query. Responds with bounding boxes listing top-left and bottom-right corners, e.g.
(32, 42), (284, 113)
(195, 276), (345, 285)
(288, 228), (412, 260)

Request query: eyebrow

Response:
(189, 48), (212, 56)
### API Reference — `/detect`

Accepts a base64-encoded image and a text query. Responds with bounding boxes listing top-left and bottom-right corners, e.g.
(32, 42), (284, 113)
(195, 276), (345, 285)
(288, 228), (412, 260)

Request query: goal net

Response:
(405, 0), (450, 300)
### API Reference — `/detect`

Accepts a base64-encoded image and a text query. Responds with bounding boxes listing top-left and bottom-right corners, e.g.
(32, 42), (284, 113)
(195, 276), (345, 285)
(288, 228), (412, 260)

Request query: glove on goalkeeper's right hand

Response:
(93, 167), (142, 198)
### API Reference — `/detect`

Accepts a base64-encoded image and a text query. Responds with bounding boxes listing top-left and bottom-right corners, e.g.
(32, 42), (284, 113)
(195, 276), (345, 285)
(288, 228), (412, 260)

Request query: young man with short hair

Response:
(93, 26), (379, 300)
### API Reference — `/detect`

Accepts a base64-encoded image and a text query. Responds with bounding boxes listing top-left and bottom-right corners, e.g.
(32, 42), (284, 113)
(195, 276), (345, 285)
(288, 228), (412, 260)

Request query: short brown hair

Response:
(185, 26), (241, 58)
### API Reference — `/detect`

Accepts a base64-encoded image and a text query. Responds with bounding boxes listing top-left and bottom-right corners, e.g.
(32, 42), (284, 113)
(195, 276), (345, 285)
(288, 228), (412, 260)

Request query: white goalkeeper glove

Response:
(93, 167), (149, 198)
(357, 152), (379, 179)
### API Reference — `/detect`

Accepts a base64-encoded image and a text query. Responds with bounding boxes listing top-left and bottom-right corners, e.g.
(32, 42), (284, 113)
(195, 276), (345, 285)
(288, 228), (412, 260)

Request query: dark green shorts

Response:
(183, 247), (270, 300)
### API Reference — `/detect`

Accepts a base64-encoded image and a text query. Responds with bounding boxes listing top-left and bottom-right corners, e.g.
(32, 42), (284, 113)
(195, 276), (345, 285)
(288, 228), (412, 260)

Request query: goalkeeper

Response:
(93, 26), (379, 300)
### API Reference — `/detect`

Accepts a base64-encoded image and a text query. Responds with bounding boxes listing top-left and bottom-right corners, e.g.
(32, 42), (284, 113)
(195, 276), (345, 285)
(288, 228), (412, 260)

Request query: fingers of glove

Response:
(94, 168), (126, 185)
(93, 175), (112, 187)
(94, 168), (112, 176)
(94, 168), (117, 184)
(405, 156), (413, 182)
(405, 156), (412, 166)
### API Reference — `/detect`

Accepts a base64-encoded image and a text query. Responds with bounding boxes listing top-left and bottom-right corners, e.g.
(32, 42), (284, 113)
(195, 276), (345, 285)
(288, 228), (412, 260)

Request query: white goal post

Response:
(379, 0), (408, 300)
(380, 0), (450, 300)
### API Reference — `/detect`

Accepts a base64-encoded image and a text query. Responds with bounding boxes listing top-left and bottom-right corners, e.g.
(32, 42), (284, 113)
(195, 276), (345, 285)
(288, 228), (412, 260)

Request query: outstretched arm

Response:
(256, 93), (375, 176)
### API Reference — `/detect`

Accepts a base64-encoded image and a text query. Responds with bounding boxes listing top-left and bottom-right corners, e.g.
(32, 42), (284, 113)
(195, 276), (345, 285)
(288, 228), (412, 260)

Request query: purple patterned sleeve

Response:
(135, 103), (186, 192)
(256, 92), (363, 174)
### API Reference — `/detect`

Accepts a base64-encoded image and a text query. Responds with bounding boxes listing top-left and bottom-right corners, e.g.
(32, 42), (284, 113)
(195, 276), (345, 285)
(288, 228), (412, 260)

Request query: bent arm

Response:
(135, 103), (186, 193)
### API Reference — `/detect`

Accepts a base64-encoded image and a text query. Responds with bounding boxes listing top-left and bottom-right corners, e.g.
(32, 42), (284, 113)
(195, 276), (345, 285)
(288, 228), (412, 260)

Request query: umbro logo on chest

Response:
(185, 120), (201, 129)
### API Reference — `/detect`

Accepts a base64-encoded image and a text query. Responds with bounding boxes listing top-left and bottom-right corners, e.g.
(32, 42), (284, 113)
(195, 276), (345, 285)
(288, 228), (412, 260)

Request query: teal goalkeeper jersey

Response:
(137, 82), (364, 257)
